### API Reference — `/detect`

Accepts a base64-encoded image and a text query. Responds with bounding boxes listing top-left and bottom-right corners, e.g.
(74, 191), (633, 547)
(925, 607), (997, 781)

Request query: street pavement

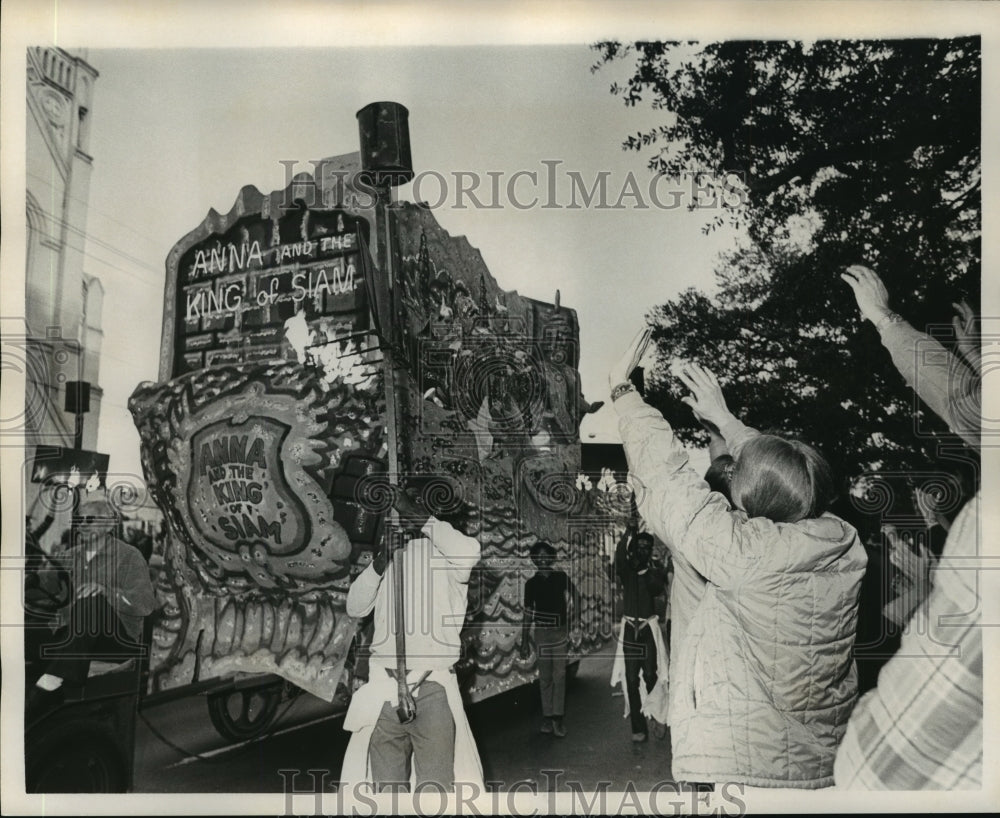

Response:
(132, 637), (674, 793)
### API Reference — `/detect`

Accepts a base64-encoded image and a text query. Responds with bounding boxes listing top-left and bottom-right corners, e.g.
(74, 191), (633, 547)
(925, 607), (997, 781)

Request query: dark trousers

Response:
(535, 626), (568, 718)
(27, 594), (141, 686)
(623, 620), (658, 735)
(368, 680), (456, 791)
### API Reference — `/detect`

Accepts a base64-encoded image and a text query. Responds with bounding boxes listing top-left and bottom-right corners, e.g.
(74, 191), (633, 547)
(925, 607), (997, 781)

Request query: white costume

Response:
(610, 614), (670, 725)
(339, 517), (484, 791)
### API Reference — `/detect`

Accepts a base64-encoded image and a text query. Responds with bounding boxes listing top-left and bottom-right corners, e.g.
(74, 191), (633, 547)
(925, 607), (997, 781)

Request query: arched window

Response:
(77, 106), (89, 149)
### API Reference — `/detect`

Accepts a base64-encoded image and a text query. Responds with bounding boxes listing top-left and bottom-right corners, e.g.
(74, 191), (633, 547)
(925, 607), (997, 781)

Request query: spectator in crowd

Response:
(340, 491), (484, 792)
(610, 329), (867, 789)
(877, 480), (960, 628)
(519, 541), (580, 738)
(23, 484), (70, 630)
(879, 523), (935, 630)
(853, 524), (901, 695)
(699, 415), (737, 502)
(913, 483), (953, 548)
(835, 265), (981, 789)
(878, 482), (954, 637)
(853, 473), (958, 693)
(26, 497), (157, 724)
(703, 455), (736, 500)
(609, 526), (669, 742)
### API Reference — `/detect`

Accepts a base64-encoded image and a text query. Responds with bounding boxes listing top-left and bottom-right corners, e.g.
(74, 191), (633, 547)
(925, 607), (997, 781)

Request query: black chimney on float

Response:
(356, 101), (414, 188)
(355, 101), (414, 342)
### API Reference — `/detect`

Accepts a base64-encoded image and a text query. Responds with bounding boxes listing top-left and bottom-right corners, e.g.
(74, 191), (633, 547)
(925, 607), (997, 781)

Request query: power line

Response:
(29, 201), (165, 279)
(30, 198), (164, 273)
(26, 170), (168, 251)
(79, 251), (164, 289)
(28, 210), (165, 289)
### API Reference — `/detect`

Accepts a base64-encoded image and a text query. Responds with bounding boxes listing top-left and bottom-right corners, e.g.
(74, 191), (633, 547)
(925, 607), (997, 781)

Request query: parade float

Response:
(128, 104), (626, 738)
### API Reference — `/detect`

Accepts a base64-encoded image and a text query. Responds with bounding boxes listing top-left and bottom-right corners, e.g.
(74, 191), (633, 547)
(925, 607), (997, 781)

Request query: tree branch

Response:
(743, 125), (962, 197)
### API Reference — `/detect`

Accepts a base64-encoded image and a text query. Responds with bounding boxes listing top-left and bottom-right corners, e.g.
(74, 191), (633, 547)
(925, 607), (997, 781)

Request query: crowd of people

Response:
(604, 263), (981, 790)
(336, 263), (981, 794)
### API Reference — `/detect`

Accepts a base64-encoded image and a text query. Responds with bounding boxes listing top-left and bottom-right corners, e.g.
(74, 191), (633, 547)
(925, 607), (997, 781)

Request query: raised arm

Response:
(706, 424), (730, 462)
(951, 299), (981, 374)
(426, 517), (481, 582)
(346, 560), (383, 618)
(347, 507), (409, 618)
(613, 524), (633, 582)
(680, 364), (760, 457)
(842, 265), (980, 451)
(393, 489), (480, 580)
(615, 390), (756, 587)
(609, 336), (767, 587)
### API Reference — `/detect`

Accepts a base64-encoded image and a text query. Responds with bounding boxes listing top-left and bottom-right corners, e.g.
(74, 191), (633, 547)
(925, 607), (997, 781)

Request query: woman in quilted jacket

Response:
(609, 329), (867, 789)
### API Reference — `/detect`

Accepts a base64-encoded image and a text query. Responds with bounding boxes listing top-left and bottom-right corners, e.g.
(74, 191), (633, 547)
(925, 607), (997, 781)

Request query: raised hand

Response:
(952, 300), (981, 372)
(677, 363), (735, 430)
(609, 327), (653, 390)
(913, 486), (951, 532)
(888, 534), (932, 589)
(841, 264), (892, 325)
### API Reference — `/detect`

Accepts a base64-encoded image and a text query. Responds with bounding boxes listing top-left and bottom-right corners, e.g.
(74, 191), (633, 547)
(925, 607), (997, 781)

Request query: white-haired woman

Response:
(610, 330), (866, 789)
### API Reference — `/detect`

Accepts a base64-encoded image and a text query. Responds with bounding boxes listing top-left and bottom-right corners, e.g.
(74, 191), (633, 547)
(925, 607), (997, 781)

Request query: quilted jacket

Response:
(616, 391), (867, 788)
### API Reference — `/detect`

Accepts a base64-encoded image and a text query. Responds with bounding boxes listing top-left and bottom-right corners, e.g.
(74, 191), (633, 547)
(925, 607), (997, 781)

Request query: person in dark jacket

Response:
(27, 497), (156, 723)
(614, 526), (668, 741)
(520, 541), (579, 737)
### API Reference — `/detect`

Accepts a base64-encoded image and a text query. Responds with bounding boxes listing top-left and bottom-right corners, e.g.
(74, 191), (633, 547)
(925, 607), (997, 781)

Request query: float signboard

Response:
(169, 200), (370, 377)
(131, 151), (617, 709)
(132, 163), (386, 701)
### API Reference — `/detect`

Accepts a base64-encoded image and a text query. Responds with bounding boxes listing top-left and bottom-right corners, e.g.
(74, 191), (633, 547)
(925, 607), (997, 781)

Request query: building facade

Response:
(24, 47), (103, 515)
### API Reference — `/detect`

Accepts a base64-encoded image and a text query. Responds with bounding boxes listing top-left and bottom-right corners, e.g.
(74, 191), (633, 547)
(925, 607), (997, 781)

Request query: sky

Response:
(81, 45), (742, 479)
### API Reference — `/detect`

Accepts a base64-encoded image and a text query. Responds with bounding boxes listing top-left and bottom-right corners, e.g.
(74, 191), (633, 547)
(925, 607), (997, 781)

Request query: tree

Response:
(593, 39), (980, 515)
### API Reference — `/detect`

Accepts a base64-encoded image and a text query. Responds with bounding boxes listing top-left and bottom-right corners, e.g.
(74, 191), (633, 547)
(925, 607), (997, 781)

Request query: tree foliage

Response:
(593, 39), (980, 508)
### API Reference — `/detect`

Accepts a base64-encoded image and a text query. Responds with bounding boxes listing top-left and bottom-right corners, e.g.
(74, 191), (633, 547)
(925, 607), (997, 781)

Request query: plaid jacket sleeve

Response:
(834, 491), (982, 789)
(878, 318), (980, 451)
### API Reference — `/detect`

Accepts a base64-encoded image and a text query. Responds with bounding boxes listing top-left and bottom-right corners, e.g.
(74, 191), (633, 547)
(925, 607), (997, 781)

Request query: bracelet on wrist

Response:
(873, 310), (904, 333)
(611, 381), (636, 402)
